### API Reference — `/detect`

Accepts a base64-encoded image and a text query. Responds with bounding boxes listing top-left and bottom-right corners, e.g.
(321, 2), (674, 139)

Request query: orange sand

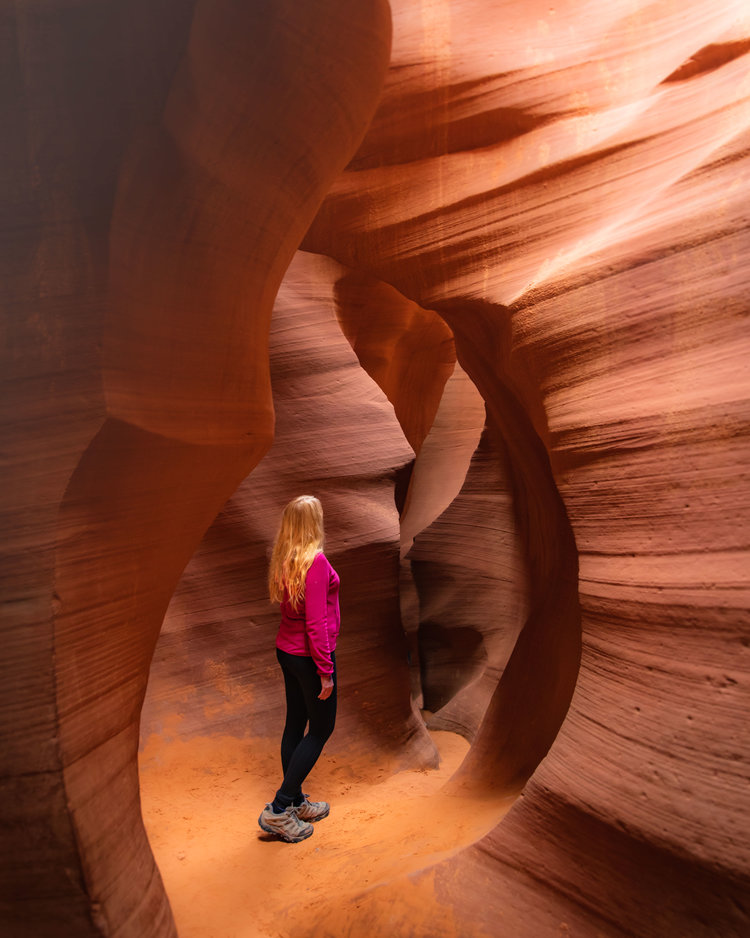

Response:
(139, 730), (508, 938)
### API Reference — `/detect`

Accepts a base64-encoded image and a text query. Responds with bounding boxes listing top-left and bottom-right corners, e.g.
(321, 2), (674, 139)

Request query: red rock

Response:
(300, 0), (750, 934)
(4, 0), (750, 936)
(408, 421), (529, 740)
(2, 2), (390, 934)
(142, 251), (436, 771)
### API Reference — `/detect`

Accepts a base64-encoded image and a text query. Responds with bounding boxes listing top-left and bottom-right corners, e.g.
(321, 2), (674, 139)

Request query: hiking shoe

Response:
(294, 795), (330, 823)
(258, 804), (314, 843)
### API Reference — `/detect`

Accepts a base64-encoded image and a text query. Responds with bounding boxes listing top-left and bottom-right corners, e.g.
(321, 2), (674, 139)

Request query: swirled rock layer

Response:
(3, 1), (750, 937)
(1, 2), (391, 935)
(298, 1), (750, 935)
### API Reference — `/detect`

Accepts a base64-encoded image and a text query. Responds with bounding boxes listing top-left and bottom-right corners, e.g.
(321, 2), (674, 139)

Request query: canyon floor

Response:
(139, 728), (509, 938)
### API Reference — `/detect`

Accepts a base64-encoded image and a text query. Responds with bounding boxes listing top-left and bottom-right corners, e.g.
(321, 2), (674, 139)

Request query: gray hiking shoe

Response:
(294, 795), (330, 822)
(258, 804), (314, 843)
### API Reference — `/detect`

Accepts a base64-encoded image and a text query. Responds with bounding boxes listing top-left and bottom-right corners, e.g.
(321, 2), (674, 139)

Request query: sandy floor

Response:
(139, 730), (507, 938)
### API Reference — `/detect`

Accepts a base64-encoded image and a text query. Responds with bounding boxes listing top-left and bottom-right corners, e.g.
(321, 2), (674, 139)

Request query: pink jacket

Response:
(276, 552), (340, 677)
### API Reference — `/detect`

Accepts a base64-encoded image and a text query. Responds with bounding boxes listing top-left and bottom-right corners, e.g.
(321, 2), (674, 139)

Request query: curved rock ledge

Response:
(3, 2), (749, 937)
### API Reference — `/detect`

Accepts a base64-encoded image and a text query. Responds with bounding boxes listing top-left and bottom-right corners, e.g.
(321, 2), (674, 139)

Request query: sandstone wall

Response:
(3, 1), (749, 937)
(298, 0), (750, 934)
(1, 2), (391, 935)
(141, 251), (438, 772)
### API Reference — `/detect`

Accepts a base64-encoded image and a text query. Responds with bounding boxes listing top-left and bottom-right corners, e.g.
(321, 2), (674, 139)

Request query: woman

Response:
(258, 495), (340, 843)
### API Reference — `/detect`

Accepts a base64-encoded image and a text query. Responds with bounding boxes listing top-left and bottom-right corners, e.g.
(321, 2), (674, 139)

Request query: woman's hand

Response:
(318, 676), (334, 700)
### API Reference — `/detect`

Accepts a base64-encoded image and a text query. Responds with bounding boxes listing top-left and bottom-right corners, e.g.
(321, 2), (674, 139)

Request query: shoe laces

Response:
(287, 807), (306, 826)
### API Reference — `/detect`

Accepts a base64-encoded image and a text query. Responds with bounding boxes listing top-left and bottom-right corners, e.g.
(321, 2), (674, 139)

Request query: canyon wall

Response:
(141, 251), (439, 772)
(298, 0), (750, 934)
(1, 2), (391, 935)
(2, 1), (749, 937)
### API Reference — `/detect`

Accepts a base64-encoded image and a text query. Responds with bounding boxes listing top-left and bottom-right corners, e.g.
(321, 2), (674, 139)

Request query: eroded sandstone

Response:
(2, 1), (749, 937)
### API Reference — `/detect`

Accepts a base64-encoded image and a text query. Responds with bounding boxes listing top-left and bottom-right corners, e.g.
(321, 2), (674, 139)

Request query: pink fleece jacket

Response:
(276, 552), (340, 677)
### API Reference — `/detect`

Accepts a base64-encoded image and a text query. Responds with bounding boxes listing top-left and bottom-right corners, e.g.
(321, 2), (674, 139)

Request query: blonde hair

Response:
(268, 496), (325, 610)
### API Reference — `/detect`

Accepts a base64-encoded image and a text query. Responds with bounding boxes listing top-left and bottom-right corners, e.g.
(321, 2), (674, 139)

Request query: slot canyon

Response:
(2, 1), (749, 936)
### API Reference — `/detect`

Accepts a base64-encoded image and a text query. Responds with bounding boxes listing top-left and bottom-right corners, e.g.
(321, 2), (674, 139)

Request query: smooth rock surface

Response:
(3, 1), (750, 937)
(299, 1), (750, 935)
(1, 2), (391, 935)
(409, 420), (528, 740)
(142, 251), (436, 771)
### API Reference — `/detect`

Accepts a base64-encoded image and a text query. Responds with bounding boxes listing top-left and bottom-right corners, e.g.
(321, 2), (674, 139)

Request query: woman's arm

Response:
(304, 554), (334, 682)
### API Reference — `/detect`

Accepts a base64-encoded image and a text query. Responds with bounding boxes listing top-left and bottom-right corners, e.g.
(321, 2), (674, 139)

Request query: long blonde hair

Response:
(268, 496), (324, 610)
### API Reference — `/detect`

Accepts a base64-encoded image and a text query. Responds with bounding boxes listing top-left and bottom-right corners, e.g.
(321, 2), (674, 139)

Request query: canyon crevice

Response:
(2, 1), (749, 937)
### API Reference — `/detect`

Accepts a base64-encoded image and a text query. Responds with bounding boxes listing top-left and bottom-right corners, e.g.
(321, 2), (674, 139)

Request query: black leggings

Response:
(275, 648), (337, 807)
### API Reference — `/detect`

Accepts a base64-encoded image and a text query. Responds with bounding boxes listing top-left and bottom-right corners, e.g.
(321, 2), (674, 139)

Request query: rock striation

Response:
(3, 1), (750, 937)
(2, 2), (391, 935)
(298, 1), (750, 935)
(142, 251), (437, 771)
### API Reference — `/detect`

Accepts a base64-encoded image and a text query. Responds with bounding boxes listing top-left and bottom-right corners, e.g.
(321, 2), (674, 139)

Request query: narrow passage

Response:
(140, 730), (506, 938)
